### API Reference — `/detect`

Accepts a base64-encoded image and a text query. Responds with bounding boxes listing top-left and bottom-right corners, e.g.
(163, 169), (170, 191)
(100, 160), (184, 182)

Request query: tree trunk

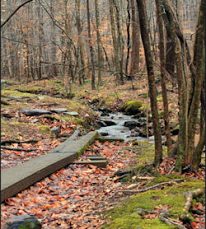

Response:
(86, 0), (96, 90)
(125, 0), (131, 75)
(155, 0), (172, 154)
(94, 0), (102, 86)
(136, 0), (163, 166)
(130, 0), (140, 76)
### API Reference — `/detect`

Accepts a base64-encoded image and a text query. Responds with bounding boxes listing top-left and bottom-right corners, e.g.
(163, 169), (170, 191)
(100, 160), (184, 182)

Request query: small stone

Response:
(63, 111), (79, 116)
(51, 126), (61, 138)
(50, 108), (68, 114)
(5, 214), (42, 229)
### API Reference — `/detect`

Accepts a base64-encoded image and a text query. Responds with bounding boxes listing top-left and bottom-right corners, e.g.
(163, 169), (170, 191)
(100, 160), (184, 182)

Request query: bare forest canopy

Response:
(1, 0), (201, 82)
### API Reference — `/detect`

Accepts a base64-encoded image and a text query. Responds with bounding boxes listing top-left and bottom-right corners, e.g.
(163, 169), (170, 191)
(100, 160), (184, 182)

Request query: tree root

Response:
(122, 179), (184, 194)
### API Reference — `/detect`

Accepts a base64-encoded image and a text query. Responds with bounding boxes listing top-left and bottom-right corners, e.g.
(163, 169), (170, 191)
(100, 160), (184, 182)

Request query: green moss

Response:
(38, 125), (50, 134)
(2, 89), (37, 98)
(103, 180), (204, 229)
(122, 100), (143, 114)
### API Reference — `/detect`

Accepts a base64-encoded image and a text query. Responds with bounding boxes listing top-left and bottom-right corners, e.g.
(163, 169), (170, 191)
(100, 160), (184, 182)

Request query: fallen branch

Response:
(122, 179), (184, 194)
(1, 139), (38, 145)
(159, 212), (186, 229)
(1, 146), (36, 152)
(183, 188), (204, 212)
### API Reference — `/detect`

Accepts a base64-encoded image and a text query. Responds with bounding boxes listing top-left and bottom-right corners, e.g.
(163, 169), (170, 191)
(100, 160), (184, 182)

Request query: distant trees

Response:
(1, 0), (204, 171)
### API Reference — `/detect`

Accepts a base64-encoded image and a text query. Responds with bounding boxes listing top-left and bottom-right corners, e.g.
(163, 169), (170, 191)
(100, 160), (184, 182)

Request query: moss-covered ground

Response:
(102, 141), (205, 229)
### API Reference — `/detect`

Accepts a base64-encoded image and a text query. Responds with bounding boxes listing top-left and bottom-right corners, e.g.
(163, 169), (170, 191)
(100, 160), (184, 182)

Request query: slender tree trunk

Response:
(125, 0), (131, 75)
(86, 0), (96, 90)
(155, 0), (172, 154)
(130, 0), (140, 76)
(94, 0), (102, 86)
(136, 0), (163, 166)
(75, 0), (86, 85)
(113, 0), (124, 84)
(109, 0), (119, 81)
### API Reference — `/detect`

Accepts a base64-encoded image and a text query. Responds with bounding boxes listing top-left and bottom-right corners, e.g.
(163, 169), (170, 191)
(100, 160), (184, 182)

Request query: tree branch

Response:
(1, 0), (33, 28)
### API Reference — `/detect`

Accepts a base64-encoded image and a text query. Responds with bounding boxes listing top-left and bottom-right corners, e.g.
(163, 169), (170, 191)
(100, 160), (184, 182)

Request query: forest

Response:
(1, 0), (205, 228)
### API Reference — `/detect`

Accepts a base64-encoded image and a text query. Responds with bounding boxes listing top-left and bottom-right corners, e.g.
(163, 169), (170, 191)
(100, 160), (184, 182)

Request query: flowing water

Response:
(97, 112), (148, 142)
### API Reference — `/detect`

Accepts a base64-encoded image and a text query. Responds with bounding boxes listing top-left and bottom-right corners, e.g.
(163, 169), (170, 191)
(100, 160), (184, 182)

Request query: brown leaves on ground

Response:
(1, 111), (76, 169)
(190, 203), (205, 229)
(1, 141), (137, 228)
(158, 158), (205, 180)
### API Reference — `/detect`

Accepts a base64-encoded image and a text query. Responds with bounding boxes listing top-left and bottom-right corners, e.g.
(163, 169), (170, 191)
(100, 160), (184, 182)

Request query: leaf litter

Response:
(1, 141), (137, 228)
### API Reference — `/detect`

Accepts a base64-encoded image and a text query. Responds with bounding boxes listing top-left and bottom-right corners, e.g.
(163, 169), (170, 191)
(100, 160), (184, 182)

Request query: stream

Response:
(97, 112), (155, 142)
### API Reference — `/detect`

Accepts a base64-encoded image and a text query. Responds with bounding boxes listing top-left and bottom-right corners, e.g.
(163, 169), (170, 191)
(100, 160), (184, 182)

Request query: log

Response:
(183, 188), (204, 212)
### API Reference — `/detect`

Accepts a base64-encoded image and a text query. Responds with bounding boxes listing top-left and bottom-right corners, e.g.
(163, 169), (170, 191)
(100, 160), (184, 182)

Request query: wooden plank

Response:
(72, 160), (108, 168)
(1, 131), (98, 202)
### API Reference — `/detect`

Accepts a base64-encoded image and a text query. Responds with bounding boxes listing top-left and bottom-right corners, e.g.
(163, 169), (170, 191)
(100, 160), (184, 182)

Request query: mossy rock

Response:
(121, 100), (143, 115)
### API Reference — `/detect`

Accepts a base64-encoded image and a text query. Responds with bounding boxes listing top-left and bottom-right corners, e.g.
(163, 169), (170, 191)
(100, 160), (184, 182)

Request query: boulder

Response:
(121, 100), (143, 115)
(5, 214), (42, 229)
(20, 109), (52, 116)
(124, 121), (142, 129)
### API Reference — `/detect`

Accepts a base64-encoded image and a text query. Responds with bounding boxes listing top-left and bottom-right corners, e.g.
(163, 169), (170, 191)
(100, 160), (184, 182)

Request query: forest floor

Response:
(1, 77), (205, 229)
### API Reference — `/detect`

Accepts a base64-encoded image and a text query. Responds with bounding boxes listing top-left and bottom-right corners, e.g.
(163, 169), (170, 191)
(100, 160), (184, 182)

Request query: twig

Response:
(122, 179), (184, 194)
(1, 140), (38, 145)
(1, 146), (36, 152)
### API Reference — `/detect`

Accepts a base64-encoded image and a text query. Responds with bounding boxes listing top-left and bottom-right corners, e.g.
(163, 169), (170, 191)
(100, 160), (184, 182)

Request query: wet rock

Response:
(63, 111), (79, 116)
(100, 132), (109, 136)
(124, 121), (141, 129)
(99, 107), (112, 115)
(132, 112), (146, 119)
(5, 214), (42, 229)
(103, 120), (116, 126)
(97, 121), (107, 127)
(50, 108), (68, 113)
(20, 109), (52, 116)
